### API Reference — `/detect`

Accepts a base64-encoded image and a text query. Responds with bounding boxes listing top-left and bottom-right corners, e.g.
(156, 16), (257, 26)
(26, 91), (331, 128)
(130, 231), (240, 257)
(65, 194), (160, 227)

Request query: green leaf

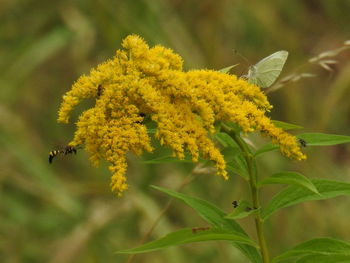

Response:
(214, 132), (248, 180)
(222, 148), (247, 180)
(296, 254), (350, 263)
(147, 128), (157, 134)
(257, 172), (319, 195)
(226, 165), (249, 180)
(151, 185), (262, 263)
(226, 155), (249, 180)
(254, 143), (278, 156)
(151, 186), (246, 233)
(262, 179), (350, 220)
(272, 238), (350, 262)
(221, 147), (242, 162)
(224, 122), (242, 133)
(271, 120), (303, 130)
(215, 132), (240, 148)
(254, 132), (350, 157)
(116, 227), (256, 254)
(297, 133), (350, 146)
(218, 64), (238, 73)
(225, 200), (259, 220)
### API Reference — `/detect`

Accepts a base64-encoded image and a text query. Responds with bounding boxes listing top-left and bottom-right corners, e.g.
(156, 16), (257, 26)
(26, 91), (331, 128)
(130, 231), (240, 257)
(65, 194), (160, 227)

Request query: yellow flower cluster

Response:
(58, 34), (306, 195)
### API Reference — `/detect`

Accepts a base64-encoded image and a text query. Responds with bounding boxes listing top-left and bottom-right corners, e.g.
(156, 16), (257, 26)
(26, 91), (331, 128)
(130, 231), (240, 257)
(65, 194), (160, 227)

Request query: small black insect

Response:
(97, 84), (104, 97)
(49, 146), (77, 164)
(135, 113), (146, 124)
(245, 206), (257, 212)
(232, 200), (238, 208)
(298, 138), (307, 147)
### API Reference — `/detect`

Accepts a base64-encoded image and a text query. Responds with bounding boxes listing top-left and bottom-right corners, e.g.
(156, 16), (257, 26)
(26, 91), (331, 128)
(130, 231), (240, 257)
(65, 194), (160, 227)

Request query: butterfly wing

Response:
(248, 51), (288, 88)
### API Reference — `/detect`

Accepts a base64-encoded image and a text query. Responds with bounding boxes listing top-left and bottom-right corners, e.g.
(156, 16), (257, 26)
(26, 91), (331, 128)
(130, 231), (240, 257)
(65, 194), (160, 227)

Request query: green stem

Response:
(221, 124), (270, 263)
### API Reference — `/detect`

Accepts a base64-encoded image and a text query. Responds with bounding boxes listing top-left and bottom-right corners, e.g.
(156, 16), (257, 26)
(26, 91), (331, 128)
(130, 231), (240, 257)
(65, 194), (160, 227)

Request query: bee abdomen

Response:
(49, 150), (60, 163)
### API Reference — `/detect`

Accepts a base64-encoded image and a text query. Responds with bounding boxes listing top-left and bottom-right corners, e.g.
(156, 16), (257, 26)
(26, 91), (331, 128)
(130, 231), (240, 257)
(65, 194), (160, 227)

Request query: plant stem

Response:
(222, 124), (270, 263)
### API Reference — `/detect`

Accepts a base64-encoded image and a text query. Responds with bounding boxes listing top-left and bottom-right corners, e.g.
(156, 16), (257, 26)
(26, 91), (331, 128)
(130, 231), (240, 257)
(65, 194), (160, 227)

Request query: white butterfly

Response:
(246, 51), (288, 88)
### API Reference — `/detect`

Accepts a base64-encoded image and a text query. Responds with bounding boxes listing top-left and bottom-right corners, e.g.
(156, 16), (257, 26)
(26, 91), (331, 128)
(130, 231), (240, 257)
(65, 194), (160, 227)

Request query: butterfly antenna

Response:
(233, 49), (252, 77)
(233, 49), (251, 67)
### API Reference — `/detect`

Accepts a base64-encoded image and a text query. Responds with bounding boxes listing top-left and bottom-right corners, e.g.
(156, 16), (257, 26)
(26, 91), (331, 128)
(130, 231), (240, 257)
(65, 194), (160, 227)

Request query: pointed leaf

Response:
(219, 144), (249, 181)
(273, 238), (350, 262)
(226, 154), (249, 180)
(151, 186), (247, 233)
(151, 185), (262, 263)
(218, 64), (238, 73)
(257, 172), (319, 194)
(116, 227), (256, 254)
(297, 133), (350, 146)
(255, 132), (350, 157)
(271, 120), (303, 130)
(147, 128), (157, 134)
(296, 254), (350, 263)
(254, 143), (278, 156)
(263, 179), (350, 220)
(221, 147), (242, 162)
(224, 122), (242, 133)
(215, 132), (240, 148)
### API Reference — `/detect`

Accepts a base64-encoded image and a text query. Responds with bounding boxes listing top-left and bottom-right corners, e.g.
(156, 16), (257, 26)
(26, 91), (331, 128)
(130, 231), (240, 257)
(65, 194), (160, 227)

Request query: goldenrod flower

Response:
(58, 34), (306, 195)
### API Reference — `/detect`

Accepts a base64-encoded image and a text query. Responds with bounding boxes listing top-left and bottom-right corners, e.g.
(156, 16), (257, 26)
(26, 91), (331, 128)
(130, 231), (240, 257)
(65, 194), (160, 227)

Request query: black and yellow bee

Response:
(49, 146), (77, 164)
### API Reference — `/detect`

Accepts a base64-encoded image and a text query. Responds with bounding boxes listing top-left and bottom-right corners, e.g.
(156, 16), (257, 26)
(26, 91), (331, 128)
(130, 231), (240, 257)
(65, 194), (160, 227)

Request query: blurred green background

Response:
(1, 0), (350, 262)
